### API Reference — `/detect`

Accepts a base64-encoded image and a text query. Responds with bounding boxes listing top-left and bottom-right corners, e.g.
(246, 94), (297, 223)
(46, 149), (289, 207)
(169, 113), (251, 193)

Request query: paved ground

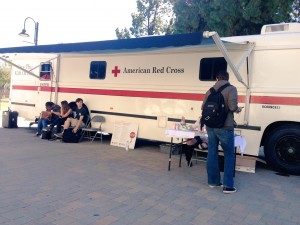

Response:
(0, 127), (299, 225)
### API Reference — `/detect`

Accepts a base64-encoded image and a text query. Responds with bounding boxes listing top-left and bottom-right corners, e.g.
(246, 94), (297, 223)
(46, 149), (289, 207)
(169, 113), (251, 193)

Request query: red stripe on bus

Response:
(11, 85), (300, 105)
(12, 85), (38, 91)
(12, 85), (54, 92)
(58, 87), (204, 100)
(12, 85), (205, 100)
(40, 86), (53, 92)
(250, 96), (300, 105)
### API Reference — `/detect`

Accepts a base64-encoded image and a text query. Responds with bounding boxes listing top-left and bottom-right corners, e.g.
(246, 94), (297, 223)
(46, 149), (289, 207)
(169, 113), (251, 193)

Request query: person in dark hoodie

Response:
(48, 100), (73, 135)
(36, 102), (60, 136)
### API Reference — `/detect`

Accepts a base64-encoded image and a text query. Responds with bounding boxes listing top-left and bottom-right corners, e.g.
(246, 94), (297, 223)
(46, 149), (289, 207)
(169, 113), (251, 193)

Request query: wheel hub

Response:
(287, 147), (295, 154)
(276, 136), (300, 164)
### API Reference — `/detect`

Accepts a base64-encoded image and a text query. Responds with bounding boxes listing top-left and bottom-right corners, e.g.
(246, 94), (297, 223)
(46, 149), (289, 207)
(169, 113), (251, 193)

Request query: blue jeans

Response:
(36, 118), (51, 134)
(206, 127), (235, 188)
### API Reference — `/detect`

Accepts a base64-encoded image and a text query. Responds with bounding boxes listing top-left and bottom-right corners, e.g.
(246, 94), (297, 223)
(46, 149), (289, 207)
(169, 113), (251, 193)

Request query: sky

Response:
(0, 0), (137, 48)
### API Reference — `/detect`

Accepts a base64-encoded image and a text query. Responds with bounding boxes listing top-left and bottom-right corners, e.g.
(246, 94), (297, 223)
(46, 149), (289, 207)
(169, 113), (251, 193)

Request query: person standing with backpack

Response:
(201, 70), (243, 194)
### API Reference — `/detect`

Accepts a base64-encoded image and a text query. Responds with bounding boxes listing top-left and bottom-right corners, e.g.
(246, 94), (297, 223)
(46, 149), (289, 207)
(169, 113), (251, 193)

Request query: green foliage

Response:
(117, 0), (297, 38)
(173, 0), (206, 33)
(173, 0), (295, 36)
(0, 64), (11, 88)
(291, 0), (300, 22)
(115, 28), (131, 39)
(116, 0), (175, 39)
(0, 64), (11, 99)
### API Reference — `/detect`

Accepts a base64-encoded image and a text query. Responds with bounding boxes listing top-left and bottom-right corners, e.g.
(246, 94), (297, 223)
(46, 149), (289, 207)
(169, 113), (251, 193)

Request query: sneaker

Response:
(42, 126), (52, 132)
(35, 133), (41, 136)
(223, 187), (237, 194)
(208, 183), (223, 188)
(54, 133), (63, 138)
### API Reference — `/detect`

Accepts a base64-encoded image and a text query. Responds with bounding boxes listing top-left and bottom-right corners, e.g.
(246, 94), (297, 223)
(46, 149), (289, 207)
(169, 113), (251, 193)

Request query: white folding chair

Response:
(80, 115), (107, 143)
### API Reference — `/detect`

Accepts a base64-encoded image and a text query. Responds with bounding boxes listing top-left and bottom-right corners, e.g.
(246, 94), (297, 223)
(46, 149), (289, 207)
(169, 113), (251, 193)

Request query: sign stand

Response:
(110, 121), (139, 150)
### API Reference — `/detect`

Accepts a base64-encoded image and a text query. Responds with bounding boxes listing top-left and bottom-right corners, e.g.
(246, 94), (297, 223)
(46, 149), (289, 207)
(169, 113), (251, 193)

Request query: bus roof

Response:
(0, 32), (214, 54)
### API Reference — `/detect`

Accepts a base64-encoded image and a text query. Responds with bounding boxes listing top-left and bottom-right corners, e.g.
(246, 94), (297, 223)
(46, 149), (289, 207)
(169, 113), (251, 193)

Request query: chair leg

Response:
(90, 131), (103, 143)
(80, 130), (86, 142)
(189, 159), (192, 167)
(190, 148), (207, 166)
(91, 132), (98, 143)
(189, 150), (196, 166)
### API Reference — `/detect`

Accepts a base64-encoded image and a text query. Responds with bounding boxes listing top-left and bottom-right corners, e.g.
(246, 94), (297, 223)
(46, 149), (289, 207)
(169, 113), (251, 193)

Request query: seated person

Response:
(49, 100), (73, 134)
(36, 102), (60, 136)
(181, 116), (208, 167)
(55, 98), (89, 138)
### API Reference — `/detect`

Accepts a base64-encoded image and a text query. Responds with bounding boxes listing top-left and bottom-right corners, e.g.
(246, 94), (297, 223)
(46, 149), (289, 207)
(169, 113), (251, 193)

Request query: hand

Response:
(236, 107), (243, 113)
(181, 116), (186, 125)
(72, 128), (78, 133)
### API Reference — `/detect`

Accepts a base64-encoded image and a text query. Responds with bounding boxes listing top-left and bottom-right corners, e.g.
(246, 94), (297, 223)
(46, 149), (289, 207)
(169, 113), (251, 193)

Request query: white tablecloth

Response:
(234, 135), (247, 155)
(164, 129), (208, 139)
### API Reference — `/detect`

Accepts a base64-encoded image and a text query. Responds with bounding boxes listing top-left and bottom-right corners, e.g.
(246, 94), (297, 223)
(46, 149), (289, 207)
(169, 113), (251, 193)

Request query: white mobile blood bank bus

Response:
(1, 23), (300, 174)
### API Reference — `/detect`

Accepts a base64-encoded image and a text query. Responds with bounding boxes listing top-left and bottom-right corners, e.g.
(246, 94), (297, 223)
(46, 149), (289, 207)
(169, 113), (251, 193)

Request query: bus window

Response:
(90, 61), (107, 79)
(40, 63), (52, 80)
(199, 57), (227, 81)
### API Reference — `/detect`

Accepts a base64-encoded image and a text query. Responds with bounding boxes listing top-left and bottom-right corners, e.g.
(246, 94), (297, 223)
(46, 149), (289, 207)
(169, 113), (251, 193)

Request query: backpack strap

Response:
(209, 87), (216, 94)
(216, 83), (231, 93)
(209, 83), (230, 95)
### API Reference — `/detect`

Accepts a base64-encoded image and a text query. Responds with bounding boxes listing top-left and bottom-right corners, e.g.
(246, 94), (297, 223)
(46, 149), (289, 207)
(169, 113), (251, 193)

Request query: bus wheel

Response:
(264, 125), (300, 175)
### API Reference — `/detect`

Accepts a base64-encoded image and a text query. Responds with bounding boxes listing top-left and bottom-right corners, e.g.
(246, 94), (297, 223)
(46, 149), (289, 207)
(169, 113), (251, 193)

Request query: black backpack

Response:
(201, 83), (231, 128)
(40, 128), (52, 140)
(62, 128), (82, 143)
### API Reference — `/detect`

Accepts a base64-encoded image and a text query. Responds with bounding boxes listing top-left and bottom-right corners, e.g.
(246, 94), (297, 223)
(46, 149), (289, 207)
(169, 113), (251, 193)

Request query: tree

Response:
(115, 28), (131, 39)
(173, 0), (294, 36)
(172, 0), (206, 33)
(291, 0), (300, 22)
(0, 63), (11, 98)
(115, 0), (175, 39)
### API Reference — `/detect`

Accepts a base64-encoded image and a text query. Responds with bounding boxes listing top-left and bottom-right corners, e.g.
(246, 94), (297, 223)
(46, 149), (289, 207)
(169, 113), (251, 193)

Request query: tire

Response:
(264, 125), (300, 175)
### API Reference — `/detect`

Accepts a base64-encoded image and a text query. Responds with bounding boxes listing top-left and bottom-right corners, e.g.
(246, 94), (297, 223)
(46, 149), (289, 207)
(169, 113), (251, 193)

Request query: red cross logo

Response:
(112, 66), (121, 77)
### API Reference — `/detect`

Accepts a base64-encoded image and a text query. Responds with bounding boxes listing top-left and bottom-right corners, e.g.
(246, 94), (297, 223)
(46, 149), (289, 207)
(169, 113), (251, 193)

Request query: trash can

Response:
(2, 111), (18, 128)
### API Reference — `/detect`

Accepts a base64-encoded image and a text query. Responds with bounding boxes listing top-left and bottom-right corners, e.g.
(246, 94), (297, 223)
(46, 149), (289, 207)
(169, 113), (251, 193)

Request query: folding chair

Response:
(189, 146), (208, 167)
(80, 115), (106, 143)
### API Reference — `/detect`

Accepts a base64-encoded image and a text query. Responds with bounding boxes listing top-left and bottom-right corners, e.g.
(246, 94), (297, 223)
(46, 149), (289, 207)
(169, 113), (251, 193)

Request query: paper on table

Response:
(165, 129), (196, 139)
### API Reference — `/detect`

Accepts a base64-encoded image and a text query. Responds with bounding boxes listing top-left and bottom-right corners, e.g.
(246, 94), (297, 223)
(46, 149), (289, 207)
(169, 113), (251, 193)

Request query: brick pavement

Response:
(0, 128), (299, 225)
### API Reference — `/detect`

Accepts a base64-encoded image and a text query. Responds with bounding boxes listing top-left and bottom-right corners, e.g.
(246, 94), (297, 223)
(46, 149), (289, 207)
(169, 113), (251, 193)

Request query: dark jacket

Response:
(52, 104), (61, 120)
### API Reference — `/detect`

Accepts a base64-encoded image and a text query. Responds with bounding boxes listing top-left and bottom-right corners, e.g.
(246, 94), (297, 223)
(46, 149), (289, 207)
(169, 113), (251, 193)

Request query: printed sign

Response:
(110, 121), (139, 149)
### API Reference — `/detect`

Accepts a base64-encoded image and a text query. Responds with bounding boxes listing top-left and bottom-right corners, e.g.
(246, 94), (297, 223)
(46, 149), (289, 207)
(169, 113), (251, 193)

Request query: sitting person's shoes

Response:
(223, 187), (237, 194)
(47, 125), (53, 131)
(54, 132), (63, 138)
(42, 127), (51, 132)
